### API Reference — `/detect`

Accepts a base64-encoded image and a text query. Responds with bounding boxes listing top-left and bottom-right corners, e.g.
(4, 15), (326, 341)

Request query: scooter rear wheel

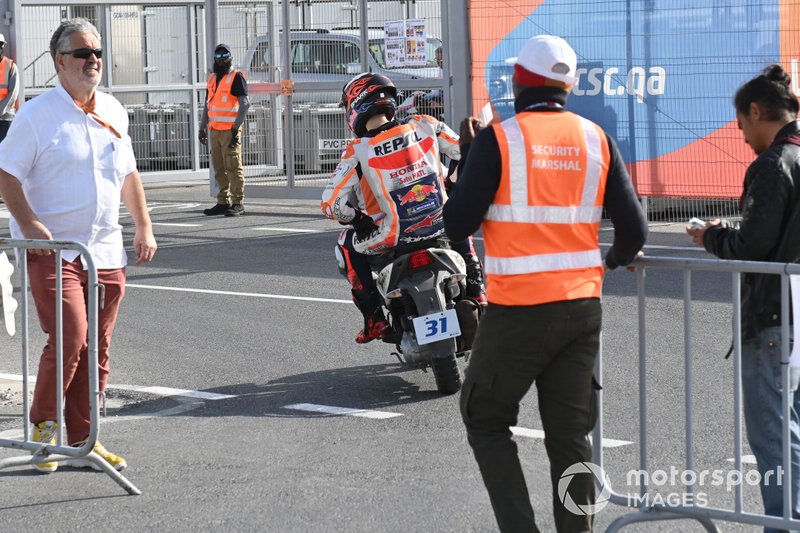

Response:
(431, 354), (462, 395)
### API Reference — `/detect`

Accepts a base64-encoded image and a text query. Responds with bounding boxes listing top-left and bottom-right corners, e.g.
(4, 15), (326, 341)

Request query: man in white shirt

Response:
(0, 18), (156, 473)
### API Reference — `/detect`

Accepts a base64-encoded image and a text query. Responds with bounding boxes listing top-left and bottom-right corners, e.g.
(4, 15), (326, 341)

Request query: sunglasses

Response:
(214, 52), (231, 59)
(61, 48), (103, 60)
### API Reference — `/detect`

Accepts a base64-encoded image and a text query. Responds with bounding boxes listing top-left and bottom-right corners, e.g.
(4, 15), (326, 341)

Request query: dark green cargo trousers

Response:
(461, 297), (602, 533)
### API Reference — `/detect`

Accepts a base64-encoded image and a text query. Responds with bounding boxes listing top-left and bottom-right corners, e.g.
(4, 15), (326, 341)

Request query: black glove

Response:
(351, 211), (377, 240)
(229, 128), (240, 148)
(198, 128), (207, 145)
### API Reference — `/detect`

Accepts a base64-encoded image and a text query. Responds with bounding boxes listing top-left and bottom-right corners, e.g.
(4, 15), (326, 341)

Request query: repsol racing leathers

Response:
(322, 114), (460, 253)
(321, 114), (485, 343)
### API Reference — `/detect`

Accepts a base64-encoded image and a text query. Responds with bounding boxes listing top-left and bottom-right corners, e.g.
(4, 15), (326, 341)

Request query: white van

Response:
(244, 28), (443, 96)
(241, 29), (443, 170)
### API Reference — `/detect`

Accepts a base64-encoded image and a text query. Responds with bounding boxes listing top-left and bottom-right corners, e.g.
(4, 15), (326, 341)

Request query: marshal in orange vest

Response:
(0, 57), (15, 102)
(482, 110), (611, 306)
(206, 70), (244, 131)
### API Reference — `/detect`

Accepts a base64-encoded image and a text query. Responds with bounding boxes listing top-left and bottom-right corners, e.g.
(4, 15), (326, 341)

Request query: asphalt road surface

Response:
(0, 184), (772, 532)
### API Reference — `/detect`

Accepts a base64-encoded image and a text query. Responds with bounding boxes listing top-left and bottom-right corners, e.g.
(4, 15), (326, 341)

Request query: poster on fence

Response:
(383, 19), (427, 67)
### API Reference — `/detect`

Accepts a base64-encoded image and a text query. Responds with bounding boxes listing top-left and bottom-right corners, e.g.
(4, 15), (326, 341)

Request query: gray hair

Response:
(49, 18), (101, 69)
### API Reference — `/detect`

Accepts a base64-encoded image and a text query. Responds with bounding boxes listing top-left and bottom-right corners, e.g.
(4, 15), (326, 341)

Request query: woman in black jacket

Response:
(688, 64), (800, 530)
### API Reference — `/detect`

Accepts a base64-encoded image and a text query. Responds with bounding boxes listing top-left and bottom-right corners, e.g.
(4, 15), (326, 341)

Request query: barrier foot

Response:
(82, 451), (142, 495)
(606, 510), (720, 533)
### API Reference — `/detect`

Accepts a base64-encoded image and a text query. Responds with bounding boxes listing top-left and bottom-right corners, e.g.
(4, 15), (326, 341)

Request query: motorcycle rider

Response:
(321, 73), (486, 344)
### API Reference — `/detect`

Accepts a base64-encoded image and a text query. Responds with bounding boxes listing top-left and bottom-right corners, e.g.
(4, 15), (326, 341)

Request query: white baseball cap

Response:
(0, 34), (6, 44)
(506, 35), (578, 86)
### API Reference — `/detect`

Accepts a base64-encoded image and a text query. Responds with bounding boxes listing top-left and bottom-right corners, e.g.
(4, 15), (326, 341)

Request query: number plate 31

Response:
(412, 308), (461, 345)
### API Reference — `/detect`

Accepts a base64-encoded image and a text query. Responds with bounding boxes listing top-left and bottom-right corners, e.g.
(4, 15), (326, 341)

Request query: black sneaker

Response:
(203, 203), (230, 216)
(225, 204), (245, 217)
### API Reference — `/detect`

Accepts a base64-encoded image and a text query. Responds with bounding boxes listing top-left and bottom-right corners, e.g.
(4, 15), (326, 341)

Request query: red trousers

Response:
(27, 254), (126, 444)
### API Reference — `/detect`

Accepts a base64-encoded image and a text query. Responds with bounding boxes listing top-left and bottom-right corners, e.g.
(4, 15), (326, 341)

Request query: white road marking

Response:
(153, 222), (203, 227)
(630, 244), (706, 252)
(126, 283), (351, 304)
(0, 373), (236, 400)
(145, 202), (201, 212)
(0, 372), (35, 383)
(511, 426), (633, 448)
(110, 384), (235, 400)
(251, 227), (320, 233)
(728, 455), (758, 465)
(106, 396), (205, 423)
(120, 202), (201, 218)
(0, 397), (204, 440)
(283, 403), (403, 419)
(0, 207), (8, 219)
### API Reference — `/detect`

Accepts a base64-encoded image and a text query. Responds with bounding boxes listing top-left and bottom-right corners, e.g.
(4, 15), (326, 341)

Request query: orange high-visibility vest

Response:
(207, 70), (243, 130)
(0, 57), (15, 102)
(482, 110), (611, 306)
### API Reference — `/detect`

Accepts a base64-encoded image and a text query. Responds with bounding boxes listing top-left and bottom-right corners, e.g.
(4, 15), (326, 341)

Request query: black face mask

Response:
(213, 59), (232, 75)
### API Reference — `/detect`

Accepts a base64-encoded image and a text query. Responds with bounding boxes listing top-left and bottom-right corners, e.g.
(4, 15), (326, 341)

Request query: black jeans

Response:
(461, 298), (602, 533)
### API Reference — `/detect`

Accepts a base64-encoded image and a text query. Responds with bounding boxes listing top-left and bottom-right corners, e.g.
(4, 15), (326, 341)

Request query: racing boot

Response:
(465, 254), (488, 308)
(352, 289), (389, 344)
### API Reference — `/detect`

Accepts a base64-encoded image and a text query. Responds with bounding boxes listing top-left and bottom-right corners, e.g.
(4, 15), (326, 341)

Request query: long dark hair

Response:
(734, 64), (799, 120)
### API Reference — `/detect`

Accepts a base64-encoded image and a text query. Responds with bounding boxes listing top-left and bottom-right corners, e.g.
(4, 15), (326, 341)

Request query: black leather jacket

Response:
(703, 120), (800, 339)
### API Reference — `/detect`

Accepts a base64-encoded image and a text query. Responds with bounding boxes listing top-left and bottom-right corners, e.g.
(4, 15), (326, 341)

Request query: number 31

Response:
(425, 317), (448, 336)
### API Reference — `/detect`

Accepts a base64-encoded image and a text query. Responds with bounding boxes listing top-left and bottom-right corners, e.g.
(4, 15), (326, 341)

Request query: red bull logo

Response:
(397, 184), (438, 205)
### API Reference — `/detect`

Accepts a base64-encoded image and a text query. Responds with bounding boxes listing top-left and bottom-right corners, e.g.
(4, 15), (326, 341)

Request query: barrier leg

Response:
(606, 510), (720, 532)
(81, 451), (142, 496)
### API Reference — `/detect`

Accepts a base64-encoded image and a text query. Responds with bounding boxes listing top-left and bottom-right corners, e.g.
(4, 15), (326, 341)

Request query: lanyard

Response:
(77, 97), (122, 139)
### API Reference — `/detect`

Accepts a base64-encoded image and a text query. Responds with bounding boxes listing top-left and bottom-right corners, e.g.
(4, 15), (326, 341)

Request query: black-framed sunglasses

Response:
(214, 52), (231, 59)
(61, 48), (103, 60)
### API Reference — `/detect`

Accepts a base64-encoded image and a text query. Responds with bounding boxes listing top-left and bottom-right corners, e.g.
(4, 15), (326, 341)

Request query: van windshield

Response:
(368, 38), (443, 69)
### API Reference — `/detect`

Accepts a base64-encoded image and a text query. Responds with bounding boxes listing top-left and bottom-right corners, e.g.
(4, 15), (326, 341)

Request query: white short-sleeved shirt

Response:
(0, 82), (137, 268)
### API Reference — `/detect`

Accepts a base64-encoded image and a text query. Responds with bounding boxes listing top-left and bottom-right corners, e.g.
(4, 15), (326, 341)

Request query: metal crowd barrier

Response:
(593, 255), (800, 531)
(0, 239), (140, 495)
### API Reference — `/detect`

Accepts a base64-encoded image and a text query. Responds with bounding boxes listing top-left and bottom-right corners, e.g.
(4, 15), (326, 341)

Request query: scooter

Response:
(374, 240), (480, 394)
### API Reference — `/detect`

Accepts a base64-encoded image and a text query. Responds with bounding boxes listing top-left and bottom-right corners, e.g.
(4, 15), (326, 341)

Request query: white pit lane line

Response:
(0, 373), (234, 401)
(0, 373), (223, 439)
(284, 403), (402, 419)
(728, 455), (758, 465)
(282, 405), (631, 445)
(126, 283), (352, 304)
(152, 222), (203, 227)
(511, 426), (632, 448)
(251, 227), (321, 233)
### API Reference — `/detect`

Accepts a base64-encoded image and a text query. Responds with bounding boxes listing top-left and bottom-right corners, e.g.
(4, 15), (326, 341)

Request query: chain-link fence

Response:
(11, 1), (451, 193)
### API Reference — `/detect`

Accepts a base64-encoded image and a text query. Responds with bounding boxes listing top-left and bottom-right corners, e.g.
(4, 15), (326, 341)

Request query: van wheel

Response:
(431, 354), (462, 395)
